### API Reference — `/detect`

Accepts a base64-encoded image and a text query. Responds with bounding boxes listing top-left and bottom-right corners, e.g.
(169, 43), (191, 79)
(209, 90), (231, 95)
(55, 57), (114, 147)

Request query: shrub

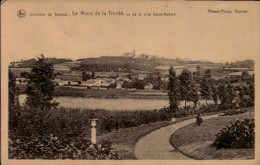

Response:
(9, 134), (120, 160)
(213, 118), (255, 149)
(196, 112), (203, 126)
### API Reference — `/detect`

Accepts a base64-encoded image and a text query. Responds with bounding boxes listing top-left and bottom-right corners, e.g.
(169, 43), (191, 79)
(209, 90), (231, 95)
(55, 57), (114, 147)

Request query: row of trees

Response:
(167, 66), (255, 114)
(82, 70), (95, 81)
(168, 67), (199, 113)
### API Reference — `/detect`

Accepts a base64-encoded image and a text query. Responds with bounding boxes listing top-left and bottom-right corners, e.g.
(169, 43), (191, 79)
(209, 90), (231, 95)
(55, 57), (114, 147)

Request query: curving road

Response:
(134, 114), (220, 159)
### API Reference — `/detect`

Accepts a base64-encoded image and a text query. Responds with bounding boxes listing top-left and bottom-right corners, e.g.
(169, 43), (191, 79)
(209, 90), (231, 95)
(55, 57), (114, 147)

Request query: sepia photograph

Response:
(1, 0), (260, 164)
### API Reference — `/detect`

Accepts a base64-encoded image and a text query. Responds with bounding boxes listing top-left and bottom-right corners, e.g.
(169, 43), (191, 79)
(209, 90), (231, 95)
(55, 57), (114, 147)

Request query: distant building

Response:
(144, 83), (153, 90)
(137, 74), (147, 80)
(123, 49), (136, 57)
(69, 81), (79, 86)
(116, 84), (122, 89)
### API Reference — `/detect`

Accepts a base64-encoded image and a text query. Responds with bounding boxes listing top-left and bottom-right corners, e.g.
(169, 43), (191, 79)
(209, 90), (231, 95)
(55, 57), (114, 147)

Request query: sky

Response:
(2, 1), (258, 63)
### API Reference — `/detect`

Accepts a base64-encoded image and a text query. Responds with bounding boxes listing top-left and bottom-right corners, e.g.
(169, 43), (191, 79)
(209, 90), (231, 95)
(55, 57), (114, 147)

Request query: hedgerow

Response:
(9, 106), (172, 159)
(9, 134), (120, 159)
(213, 118), (255, 149)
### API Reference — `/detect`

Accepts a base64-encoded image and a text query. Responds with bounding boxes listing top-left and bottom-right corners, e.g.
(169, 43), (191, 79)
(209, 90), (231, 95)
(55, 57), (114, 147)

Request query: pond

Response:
(18, 94), (215, 111)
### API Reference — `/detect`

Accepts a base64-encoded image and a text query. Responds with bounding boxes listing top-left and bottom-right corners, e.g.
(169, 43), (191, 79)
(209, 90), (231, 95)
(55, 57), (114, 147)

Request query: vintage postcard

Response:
(1, 0), (260, 165)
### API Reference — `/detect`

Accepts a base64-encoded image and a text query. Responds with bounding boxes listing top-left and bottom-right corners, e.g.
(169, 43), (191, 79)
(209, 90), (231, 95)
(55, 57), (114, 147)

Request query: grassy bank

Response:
(169, 108), (254, 160)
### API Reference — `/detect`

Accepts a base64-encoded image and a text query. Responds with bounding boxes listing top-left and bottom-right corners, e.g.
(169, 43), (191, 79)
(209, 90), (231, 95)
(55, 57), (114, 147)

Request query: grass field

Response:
(56, 87), (169, 99)
(169, 108), (254, 160)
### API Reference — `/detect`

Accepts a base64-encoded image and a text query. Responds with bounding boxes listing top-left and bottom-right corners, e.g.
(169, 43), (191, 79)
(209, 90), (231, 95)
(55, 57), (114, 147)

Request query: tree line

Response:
(167, 66), (255, 114)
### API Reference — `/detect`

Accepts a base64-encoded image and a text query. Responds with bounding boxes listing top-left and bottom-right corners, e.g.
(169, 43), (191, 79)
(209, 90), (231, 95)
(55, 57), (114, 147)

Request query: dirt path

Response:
(134, 114), (220, 159)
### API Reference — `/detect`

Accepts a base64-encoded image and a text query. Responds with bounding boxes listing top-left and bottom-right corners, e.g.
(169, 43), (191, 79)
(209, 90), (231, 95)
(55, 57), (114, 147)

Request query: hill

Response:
(10, 58), (73, 68)
(77, 56), (188, 72)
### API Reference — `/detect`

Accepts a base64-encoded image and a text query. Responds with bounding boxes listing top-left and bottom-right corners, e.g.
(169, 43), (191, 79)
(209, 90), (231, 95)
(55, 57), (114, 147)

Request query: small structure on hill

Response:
(144, 83), (153, 90)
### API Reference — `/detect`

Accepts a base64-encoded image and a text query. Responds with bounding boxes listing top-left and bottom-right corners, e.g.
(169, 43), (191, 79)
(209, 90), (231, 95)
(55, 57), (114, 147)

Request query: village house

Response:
(137, 74), (147, 80)
(144, 83), (153, 90)
(69, 81), (79, 86)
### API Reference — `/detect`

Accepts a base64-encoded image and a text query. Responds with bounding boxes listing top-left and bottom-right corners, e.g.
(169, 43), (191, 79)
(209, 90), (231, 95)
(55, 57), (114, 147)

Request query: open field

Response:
(170, 108), (254, 159)
(57, 87), (169, 99)
(19, 93), (216, 110)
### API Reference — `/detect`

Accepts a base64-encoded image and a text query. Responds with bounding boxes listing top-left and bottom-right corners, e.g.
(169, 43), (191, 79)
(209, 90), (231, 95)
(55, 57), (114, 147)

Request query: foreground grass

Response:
(170, 108), (254, 160)
(95, 113), (224, 159)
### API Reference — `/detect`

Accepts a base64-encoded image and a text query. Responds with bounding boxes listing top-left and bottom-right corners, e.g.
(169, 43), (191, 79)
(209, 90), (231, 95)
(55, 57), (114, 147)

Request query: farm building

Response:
(144, 83), (153, 90)
(116, 80), (124, 86)
(137, 74), (148, 80)
(116, 84), (122, 89)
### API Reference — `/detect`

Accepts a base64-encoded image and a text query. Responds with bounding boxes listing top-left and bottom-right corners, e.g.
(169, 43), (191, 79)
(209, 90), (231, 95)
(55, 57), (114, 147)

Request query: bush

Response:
(213, 118), (255, 149)
(196, 112), (203, 126)
(9, 134), (120, 159)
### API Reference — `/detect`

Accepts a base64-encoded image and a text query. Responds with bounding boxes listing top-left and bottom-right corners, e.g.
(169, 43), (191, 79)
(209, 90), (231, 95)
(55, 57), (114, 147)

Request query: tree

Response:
(127, 74), (133, 81)
(122, 81), (133, 89)
(190, 81), (199, 107)
(226, 82), (236, 108)
(197, 65), (201, 70)
(167, 66), (180, 113)
(9, 70), (17, 110)
(238, 85), (247, 107)
(247, 74), (255, 106)
(217, 83), (229, 109)
(211, 82), (218, 106)
(133, 80), (146, 90)
(82, 70), (91, 81)
(92, 70), (95, 80)
(9, 70), (20, 134)
(25, 55), (58, 110)
(179, 69), (193, 108)
(200, 69), (212, 105)
(218, 81), (235, 110)
(20, 71), (30, 78)
(241, 71), (250, 83)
